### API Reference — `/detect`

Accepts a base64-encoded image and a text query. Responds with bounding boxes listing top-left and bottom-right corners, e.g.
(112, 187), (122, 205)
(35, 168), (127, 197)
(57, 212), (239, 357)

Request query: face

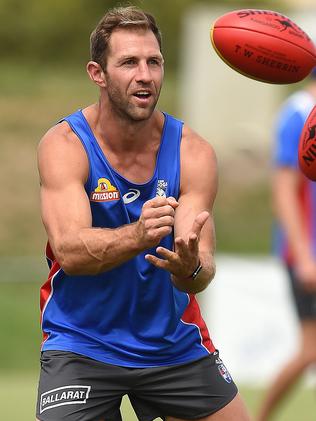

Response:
(103, 28), (164, 122)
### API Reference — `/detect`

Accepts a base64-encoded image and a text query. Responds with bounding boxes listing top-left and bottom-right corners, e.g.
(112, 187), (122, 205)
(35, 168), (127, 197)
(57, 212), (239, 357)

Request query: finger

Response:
(166, 196), (179, 209)
(144, 196), (169, 209)
(191, 211), (210, 236)
(153, 215), (175, 228)
(145, 253), (171, 270)
(154, 205), (176, 218)
(188, 233), (199, 254)
(156, 246), (177, 261)
(154, 226), (173, 238)
(174, 237), (187, 257)
(175, 235), (198, 262)
(144, 204), (176, 220)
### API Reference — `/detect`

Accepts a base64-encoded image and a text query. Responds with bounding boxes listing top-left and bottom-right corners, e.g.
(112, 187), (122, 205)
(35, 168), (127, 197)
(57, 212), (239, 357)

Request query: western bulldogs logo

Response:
(156, 179), (168, 197)
(217, 362), (233, 384)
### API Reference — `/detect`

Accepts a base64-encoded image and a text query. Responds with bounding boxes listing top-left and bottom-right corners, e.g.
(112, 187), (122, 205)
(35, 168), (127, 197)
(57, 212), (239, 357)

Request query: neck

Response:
(84, 100), (163, 153)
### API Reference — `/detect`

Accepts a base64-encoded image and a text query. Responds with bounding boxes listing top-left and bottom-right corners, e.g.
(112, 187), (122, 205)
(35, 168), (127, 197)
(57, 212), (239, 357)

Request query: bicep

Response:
(38, 127), (91, 253)
(40, 181), (92, 247)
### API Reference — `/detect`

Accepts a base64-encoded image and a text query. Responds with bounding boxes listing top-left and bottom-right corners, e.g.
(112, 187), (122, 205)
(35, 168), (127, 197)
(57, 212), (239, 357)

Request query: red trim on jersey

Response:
(181, 294), (215, 353)
(40, 243), (61, 345)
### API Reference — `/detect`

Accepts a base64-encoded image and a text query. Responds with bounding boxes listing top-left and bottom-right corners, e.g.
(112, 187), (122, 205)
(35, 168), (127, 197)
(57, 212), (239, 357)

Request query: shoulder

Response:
(181, 124), (217, 167)
(38, 121), (89, 183)
(180, 124), (218, 194)
(38, 120), (83, 152)
(38, 120), (88, 165)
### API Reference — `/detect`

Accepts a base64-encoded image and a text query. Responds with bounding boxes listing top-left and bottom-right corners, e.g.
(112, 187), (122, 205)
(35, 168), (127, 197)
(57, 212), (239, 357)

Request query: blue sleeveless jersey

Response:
(40, 110), (215, 367)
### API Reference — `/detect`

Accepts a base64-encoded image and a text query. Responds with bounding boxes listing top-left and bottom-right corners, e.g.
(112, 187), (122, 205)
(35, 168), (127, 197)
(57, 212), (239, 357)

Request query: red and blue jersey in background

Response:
(273, 91), (316, 265)
(40, 110), (215, 367)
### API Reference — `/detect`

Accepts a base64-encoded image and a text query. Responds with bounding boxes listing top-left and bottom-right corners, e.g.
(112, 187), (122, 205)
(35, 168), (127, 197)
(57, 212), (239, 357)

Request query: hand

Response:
(145, 211), (209, 280)
(136, 196), (179, 249)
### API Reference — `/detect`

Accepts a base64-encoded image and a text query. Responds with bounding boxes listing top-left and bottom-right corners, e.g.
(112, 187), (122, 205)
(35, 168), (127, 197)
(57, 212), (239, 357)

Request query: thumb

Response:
(191, 211), (210, 236)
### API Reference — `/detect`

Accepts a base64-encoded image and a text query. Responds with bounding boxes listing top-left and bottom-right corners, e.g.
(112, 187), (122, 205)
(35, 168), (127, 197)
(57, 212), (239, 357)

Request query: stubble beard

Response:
(105, 77), (161, 123)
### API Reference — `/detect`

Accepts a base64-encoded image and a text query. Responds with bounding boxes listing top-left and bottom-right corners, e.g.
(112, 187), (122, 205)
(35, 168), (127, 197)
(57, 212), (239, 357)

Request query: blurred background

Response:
(1, 0), (315, 419)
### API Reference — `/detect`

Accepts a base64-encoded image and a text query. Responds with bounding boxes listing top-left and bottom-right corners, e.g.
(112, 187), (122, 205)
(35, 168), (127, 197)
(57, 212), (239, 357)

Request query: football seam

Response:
(210, 28), (292, 84)
(213, 25), (316, 60)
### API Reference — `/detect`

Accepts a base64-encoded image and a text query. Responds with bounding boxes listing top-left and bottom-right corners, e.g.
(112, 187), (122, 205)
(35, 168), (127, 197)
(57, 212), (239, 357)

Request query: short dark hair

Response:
(90, 6), (162, 69)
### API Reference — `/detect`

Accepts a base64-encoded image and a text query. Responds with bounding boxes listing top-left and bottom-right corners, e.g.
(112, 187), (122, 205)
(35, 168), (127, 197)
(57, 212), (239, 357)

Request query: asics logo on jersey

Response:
(123, 189), (141, 204)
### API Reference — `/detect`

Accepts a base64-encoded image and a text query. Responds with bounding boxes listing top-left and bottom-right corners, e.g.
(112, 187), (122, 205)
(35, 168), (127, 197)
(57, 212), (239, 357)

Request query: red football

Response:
(210, 9), (316, 84)
(298, 105), (316, 181)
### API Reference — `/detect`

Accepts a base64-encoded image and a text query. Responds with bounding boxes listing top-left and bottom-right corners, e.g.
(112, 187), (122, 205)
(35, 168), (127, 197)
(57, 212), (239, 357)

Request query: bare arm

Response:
(273, 167), (316, 291)
(145, 126), (218, 293)
(38, 122), (177, 275)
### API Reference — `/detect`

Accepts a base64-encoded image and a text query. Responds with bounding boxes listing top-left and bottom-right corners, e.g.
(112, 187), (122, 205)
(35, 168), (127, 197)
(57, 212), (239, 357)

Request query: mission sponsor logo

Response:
(90, 178), (120, 202)
(40, 385), (91, 413)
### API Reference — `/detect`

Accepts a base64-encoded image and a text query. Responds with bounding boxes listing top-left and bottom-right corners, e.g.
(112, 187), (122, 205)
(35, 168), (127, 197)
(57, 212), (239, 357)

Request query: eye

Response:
(148, 58), (161, 66)
(122, 58), (137, 66)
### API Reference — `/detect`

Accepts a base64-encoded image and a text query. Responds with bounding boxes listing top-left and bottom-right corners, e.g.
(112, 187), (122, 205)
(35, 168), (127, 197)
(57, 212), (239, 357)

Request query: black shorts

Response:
(36, 350), (238, 421)
(287, 265), (316, 320)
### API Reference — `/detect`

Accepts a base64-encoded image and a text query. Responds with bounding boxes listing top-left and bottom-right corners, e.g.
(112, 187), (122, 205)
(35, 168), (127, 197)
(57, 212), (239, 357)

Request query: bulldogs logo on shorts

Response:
(213, 354), (232, 384)
(213, 351), (233, 384)
(217, 363), (232, 383)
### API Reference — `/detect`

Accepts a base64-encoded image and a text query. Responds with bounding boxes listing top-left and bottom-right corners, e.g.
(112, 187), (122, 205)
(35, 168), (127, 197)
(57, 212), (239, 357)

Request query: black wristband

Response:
(190, 261), (203, 280)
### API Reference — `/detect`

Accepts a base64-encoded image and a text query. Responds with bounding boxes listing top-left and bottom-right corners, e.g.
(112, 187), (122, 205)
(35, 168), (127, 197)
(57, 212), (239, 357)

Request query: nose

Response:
(135, 62), (152, 83)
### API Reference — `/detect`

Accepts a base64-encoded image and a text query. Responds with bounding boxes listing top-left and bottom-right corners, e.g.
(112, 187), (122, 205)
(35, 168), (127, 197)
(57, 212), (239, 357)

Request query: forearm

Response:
(53, 223), (142, 275)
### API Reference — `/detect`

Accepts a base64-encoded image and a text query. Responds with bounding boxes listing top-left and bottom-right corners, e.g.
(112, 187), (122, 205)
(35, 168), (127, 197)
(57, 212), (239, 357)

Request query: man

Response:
(36, 6), (250, 421)
(257, 68), (316, 421)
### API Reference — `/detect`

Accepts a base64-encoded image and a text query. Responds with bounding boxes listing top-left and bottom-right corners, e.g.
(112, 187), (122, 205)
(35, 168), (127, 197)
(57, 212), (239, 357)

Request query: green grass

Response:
(241, 385), (316, 421)
(0, 280), (42, 372)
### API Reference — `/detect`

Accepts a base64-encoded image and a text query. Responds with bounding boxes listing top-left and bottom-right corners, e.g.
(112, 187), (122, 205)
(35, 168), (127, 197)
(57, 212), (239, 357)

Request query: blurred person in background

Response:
(257, 67), (316, 421)
(36, 6), (250, 421)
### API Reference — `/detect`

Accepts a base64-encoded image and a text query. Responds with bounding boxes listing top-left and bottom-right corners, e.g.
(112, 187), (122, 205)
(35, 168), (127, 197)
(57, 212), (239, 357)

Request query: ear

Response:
(86, 61), (106, 88)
